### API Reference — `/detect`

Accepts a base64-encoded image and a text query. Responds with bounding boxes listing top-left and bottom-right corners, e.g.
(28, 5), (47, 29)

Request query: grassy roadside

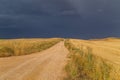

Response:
(64, 39), (114, 80)
(0, 38), (63, 57)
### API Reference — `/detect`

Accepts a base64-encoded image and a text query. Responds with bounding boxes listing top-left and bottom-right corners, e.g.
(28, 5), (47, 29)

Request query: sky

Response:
(0, 0), (120, 39)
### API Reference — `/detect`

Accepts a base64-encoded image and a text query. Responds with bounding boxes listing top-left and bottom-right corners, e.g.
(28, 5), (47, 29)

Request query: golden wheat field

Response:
(0, 38), (120, 80)
(0, 38), (62, 57)
(68, 38), (120, 79)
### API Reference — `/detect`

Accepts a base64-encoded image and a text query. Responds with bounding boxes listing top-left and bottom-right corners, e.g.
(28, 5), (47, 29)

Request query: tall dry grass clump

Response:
(0, 38), (63, 57)
(64, 39), (113, 80)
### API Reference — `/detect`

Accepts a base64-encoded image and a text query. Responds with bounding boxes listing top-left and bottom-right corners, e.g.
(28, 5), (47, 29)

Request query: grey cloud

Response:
(0, 0), (120, 39)
(0, 0), (78, 16)
(0, 0), (80, 28)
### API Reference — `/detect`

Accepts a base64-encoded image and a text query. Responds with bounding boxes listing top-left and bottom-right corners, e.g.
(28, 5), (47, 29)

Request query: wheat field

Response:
(0, 38), (63, 57)
(65, 38), (120, 80)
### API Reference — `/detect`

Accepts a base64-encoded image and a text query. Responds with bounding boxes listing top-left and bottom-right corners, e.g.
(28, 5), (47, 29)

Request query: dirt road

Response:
(0, 41), (69, 80)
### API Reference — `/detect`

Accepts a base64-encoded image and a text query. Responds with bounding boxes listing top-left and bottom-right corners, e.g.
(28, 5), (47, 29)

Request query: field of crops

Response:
(0, 38), (63, 57)
(65, 38), (120, 80)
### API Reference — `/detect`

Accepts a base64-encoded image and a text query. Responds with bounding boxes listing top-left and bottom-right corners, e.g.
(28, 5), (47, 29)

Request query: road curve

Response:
(0, 41), (69, 80)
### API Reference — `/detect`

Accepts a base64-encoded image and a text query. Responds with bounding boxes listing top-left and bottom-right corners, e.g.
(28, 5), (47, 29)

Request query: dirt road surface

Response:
(0, 41), (69, 80)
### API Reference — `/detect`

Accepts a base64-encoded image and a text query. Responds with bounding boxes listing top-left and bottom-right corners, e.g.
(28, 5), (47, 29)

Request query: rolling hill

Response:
(0, 38), (120, 80)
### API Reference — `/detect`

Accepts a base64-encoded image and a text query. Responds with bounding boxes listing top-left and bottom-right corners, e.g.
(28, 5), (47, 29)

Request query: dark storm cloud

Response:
(0, 0), (120, 39)
(0, 0), (77, 16)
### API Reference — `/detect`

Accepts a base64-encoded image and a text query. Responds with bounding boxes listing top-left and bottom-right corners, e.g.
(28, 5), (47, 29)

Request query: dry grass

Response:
(64, 38), (120, 80)
(0, 38), (63, 57)
(70, 38), (120, 65)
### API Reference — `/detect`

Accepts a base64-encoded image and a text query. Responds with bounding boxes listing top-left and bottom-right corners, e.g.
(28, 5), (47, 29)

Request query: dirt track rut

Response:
(0, 41), (69, 80)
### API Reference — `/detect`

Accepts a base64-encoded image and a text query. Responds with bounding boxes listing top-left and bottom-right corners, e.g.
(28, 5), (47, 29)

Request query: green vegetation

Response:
(64, 39), (113, 80)
(0, 38), (63, 57)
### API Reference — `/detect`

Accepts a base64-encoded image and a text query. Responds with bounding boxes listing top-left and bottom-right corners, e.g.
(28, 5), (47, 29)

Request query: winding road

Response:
(0, 41), (69, 80)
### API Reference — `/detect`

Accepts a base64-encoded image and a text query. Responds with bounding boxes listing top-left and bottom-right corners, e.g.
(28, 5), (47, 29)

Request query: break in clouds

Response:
(0, 0), (120, 39)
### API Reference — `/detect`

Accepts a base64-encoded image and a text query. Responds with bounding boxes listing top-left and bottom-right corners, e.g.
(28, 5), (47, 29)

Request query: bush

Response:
(0, 47), (14, 57)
